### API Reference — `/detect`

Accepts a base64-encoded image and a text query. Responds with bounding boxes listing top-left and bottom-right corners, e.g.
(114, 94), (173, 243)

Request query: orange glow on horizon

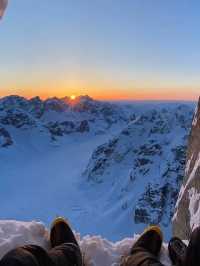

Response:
(0, 86), (198, 101)
(0, 73), (199, 101)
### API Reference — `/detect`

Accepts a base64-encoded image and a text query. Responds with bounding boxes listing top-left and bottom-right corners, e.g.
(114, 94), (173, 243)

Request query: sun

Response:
(70, 95), (76, 100)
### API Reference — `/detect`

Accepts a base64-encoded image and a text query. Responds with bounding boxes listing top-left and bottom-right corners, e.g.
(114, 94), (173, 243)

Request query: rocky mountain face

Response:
(173, 97), (200, 239)
(0, 95), (128, 145)
(83, 105), (194, 231)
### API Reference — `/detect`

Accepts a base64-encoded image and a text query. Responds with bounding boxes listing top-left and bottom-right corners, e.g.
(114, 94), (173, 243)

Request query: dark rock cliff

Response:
(173, 97), (200, 239)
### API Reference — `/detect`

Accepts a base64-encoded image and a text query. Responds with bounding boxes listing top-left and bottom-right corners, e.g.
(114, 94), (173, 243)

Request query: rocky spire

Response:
(173, 96), (200, 239)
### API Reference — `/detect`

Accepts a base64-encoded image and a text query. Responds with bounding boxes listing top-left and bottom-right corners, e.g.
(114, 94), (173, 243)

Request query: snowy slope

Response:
(0, 95), (195, 242)
(82, 104), (194, 240)
(0, 220), (172, 266)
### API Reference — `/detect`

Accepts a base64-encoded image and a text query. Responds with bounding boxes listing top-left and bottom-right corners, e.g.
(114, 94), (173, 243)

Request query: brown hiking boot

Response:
(50, 217), (78, 248)
(130, 225), (163, 257)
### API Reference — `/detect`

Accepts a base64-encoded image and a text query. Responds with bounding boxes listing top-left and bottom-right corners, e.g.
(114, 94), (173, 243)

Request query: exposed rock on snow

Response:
(0, 127), (13, 147)
(0, 220), (172, 266)
(46, 119), (90, 139)
(0, 110), (36, 128)
(173, 97), (200, 239)
(0, 95), (128, 144)
(83, 106), (194, 234)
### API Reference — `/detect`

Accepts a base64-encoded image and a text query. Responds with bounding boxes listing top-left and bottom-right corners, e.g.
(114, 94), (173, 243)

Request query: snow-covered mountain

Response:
(82, 104), (194, 238)
(173, 97), (200, 239)
(0, 95), (128, 146)
(0, 95), (195, 241)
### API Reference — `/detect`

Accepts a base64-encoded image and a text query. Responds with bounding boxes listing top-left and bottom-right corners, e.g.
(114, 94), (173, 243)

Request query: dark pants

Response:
(121, 227), (200, 266)
(121, 247), (163, 266)
(0, 243), (82, 266)
(184, 226), (200, 266)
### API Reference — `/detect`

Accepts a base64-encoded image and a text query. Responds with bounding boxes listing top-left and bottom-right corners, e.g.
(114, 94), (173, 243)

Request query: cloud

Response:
(0, 0), (8, 19)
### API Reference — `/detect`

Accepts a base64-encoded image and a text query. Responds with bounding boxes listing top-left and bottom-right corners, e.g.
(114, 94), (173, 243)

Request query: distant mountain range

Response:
(0, 95), (196, 239)
(0, 95), (129, 146)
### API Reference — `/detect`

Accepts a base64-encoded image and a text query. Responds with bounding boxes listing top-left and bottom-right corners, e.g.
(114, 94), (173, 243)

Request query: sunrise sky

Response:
(0, 1), (200, 101)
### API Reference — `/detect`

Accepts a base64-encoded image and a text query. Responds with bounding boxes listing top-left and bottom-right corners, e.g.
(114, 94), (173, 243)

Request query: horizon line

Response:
(0, 94), (198, 103)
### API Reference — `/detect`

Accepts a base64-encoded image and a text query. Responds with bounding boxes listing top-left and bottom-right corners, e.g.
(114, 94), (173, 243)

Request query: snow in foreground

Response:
(0, 220), (172, 266)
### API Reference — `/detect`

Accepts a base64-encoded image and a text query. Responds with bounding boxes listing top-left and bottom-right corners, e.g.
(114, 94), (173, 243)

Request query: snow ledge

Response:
(0, 220), (172, 266)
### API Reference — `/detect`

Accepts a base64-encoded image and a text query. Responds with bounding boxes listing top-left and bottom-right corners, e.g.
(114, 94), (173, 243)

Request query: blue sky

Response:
(0, 0), (199, 100)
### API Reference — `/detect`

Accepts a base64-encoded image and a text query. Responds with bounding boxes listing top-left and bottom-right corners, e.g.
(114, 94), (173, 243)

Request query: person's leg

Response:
(168, 237), (187, 266)
(184, 226), (200, 266)
(48, 217), (83, 266)
(0, 217), (83, 266)
(168, 226), (200, 266)
(121, 226), (164, 266)
(0, 245), (54, 266)
(48, 243), (82, 266)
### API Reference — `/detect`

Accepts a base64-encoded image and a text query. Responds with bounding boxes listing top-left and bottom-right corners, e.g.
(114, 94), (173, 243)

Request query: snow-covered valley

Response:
(0, 95), (195, 245)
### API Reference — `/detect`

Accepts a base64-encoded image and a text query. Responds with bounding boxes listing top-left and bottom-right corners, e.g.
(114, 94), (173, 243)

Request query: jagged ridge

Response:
(83, 105), (194, 234)
(0, 95), (128, 145)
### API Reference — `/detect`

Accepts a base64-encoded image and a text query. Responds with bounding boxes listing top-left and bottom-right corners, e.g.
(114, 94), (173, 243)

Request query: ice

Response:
(192, 106), (198, 127)
(185, 152), (200, 192)
(188, 188), (200, 232)
(185, 154), (193, 175)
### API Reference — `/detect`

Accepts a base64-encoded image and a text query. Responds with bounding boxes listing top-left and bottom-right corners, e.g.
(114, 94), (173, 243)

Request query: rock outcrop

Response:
(83, 105), (194, 230)
(0, 127), (13, 147)
(173, 97), (200, 239)
(0, 95), (129, 145)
